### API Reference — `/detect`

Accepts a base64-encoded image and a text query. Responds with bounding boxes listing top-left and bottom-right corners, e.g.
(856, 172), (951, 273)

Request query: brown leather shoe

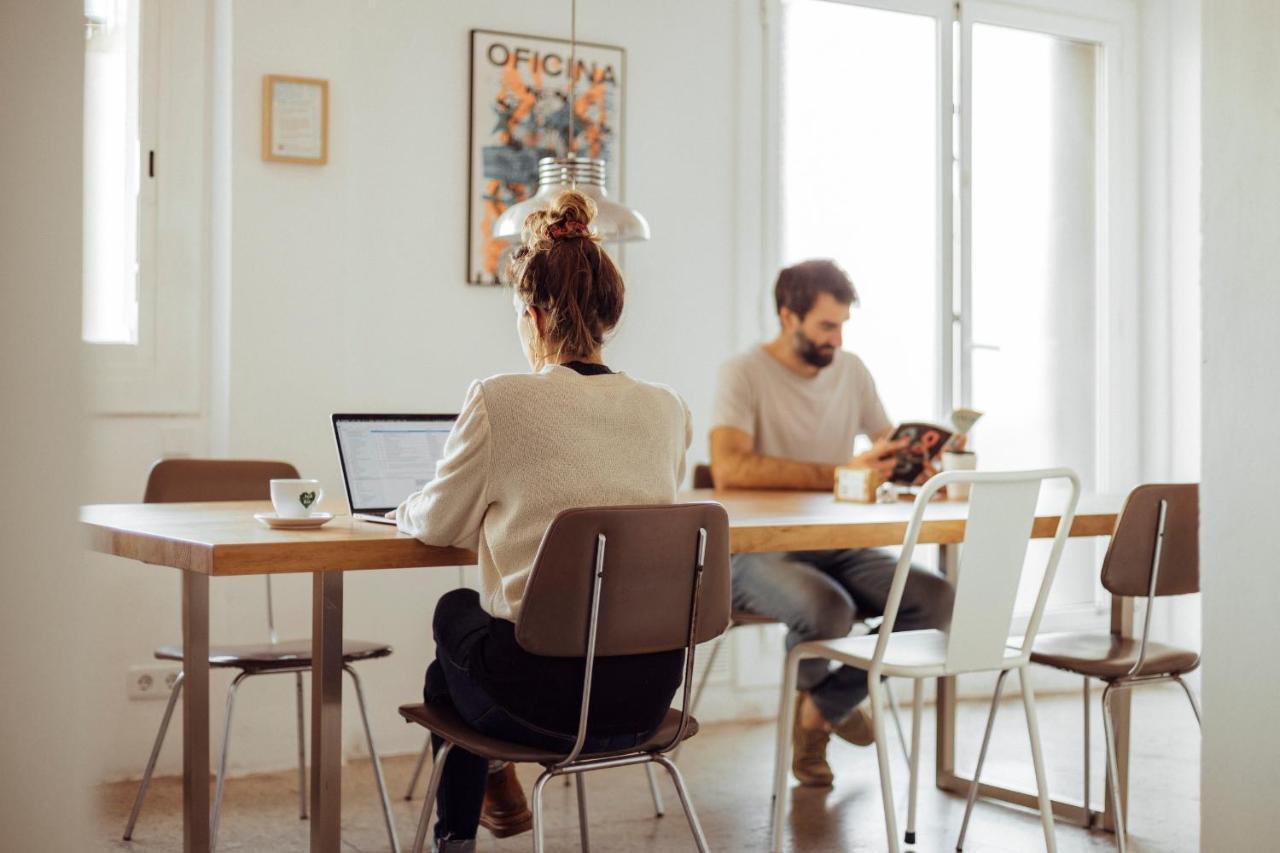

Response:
(479, 763), (533, 838)
(791, 693), (835, 787)
(832, 699), (876, 747)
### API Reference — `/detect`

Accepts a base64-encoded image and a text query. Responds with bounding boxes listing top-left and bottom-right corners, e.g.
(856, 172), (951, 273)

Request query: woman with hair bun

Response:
(395, 190), (692, 852)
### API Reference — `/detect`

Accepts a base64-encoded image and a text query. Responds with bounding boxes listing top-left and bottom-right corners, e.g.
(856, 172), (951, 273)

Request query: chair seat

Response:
(155, 639), (392, 671)
(1031, 631), (1200, 679)
(398, 700), (700, 764)
(795, 629), (1025, 677)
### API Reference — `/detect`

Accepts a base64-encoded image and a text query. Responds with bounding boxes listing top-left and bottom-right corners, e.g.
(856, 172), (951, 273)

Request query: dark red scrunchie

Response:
(547, 220), (590, 239)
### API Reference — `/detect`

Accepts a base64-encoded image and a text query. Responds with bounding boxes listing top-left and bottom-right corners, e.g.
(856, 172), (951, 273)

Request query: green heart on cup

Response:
(299, 491), (317, 509)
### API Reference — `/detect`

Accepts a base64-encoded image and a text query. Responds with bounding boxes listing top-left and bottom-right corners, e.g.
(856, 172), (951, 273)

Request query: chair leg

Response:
(345, 664), (401, 853)
(404, 736), (432, 800)
(672, 632), (726, 763)
(1082, 676), (1091, 817)
(1102, 683), (1129, 853)
(122, 671), (185, 840)
(412, 741), (451, 853)
(905, 678), (924, 846)
(295, 671), (308, 819)
(1174, 675), (1202, 729)
(770, 646), (802, 853)
(956, 669), (1009, 852)
(1019, 668), (1057, 853)
(868, 675), (902, 853)
(653, 754), (711, 853)
(643, 762), (665, 817)
(886, 679), (913, 767)
(531, 768), (555, 853)
(575, 773), (591, 853)
(211, 671), (250, 853)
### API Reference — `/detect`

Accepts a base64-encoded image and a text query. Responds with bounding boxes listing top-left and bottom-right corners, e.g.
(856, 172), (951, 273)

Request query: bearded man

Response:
(710, 259), (955, 787)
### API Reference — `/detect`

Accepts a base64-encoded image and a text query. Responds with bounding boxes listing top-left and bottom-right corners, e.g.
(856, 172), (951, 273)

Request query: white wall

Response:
(0, 0), (91, 846)
(1139, 0), (1202, 648)
(87, 0), (747, 782)
(1200, 1), (1280, 845)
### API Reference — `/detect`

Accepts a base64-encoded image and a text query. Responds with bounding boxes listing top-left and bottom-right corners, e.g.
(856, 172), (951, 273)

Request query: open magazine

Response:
(887, 408), (983, 484)
(887, 423), (952, 484)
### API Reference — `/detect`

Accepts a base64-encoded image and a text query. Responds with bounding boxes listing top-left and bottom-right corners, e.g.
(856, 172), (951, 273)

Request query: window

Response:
(83, 0), (152, 345)
(779, 1), (940, 424)
(775, 0), (1138, 621)
(81, 1), (205, 415)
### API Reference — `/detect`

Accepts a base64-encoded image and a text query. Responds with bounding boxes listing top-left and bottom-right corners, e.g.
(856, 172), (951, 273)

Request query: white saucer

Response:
(255, 511), (334, 529)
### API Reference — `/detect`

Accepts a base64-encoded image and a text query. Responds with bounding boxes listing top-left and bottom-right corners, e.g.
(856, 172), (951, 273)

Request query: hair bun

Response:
(522, 190), (598, 247)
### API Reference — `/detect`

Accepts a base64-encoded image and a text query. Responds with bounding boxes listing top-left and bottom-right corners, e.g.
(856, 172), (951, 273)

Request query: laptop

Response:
(332, 413), (457, 524)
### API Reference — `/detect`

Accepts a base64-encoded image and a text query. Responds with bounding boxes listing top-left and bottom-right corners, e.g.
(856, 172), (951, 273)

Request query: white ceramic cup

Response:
(270, 479), (324, 518)
(940, 451), (977, 500)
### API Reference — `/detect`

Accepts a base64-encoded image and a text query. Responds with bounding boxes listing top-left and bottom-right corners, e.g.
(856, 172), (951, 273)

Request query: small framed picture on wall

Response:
(262, 74), (329, 165)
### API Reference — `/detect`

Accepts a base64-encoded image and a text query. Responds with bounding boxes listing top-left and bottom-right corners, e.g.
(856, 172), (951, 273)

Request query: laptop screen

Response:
(332, 414), (456, 513)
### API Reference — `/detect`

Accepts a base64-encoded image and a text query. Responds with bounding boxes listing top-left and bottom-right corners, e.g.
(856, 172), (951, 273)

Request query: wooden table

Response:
(83, 489), (1125, 852)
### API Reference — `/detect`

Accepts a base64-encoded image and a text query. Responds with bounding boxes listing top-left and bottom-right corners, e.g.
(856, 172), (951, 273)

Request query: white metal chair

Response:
(769, 468), (1081, 853)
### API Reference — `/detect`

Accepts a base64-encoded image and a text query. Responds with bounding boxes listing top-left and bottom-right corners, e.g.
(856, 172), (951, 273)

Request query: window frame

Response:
(84, 0), (206, 415)
(756, 0), (1140, 627)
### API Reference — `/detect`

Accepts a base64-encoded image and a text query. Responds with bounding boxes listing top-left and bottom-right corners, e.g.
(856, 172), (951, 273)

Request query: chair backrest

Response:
(1100, 483), (1198, 598)
(143, 458), (300, 503)
(143, 458), (300, 644)
(692, 464), (714, 489)
(515, 503), (732, 657)
(875, 468), (1080, 674)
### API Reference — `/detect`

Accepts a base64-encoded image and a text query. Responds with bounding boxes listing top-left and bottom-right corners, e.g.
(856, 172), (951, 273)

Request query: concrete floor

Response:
(95, 683), (1199, 852)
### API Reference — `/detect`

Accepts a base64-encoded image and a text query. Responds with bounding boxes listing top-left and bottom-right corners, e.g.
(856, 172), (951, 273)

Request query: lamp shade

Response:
(492, 156), (650, 243)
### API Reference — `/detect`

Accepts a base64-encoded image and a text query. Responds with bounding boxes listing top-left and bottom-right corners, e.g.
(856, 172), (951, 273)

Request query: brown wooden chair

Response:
(398, 502), (732, 853)
(122, 459), (400, 853)
(1017, 483), (1201, 853)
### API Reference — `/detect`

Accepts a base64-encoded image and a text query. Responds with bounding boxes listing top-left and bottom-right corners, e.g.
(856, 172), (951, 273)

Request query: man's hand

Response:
(847, 437), (909, 477)
(916, 434), (966, 487)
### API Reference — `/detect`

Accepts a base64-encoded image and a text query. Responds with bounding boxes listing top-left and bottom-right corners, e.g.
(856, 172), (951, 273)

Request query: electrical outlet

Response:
(128, 665), (181, 701)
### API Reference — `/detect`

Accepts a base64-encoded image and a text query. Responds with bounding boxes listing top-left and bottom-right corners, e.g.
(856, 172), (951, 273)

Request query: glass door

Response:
(959, 3), (1112, 613)
(775, 0), (1136, 619)
(779, 0), (953, 426)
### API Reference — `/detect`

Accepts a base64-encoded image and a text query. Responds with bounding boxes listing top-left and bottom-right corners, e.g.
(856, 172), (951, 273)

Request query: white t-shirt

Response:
(712, 347), (891, 466)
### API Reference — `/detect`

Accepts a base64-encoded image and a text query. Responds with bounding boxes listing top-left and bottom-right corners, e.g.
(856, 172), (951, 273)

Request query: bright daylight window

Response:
(83, 0), (143, 344)
(779, 1), (939, 426)
(781, 0), (1108, 616)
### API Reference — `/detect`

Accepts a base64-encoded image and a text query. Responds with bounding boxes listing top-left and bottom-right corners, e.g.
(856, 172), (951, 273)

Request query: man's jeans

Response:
(732, 548), (954, 724)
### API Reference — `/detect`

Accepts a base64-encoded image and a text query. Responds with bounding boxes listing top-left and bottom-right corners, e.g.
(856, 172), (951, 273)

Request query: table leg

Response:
(311, 571), (343, 853)
(182, 572), (210, 853)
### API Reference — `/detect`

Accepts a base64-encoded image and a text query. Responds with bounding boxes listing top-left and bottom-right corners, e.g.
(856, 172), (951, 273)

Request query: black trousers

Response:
(425, 589), (657, 842)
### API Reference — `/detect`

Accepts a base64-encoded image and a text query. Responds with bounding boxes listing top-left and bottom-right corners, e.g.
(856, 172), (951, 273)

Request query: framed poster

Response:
(262, 75), (329, 165)
(468, 30), (626, 285)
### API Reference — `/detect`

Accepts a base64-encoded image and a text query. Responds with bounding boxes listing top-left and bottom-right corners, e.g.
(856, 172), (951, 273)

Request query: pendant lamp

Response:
(491, 0), (650, 243)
